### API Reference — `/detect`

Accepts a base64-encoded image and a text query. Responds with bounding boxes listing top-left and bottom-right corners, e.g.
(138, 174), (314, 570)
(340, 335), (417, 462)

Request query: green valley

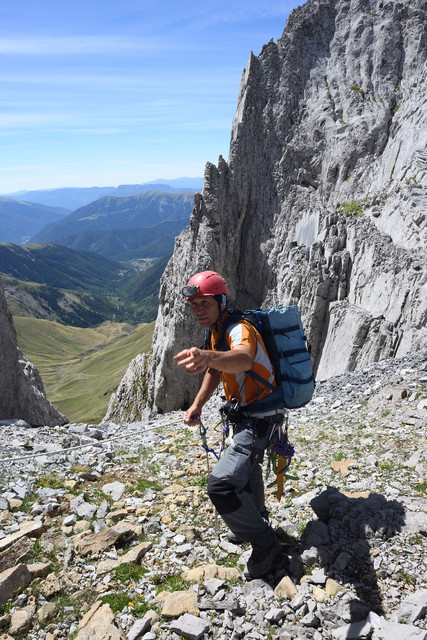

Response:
(1, 244), (168, 326)
(13, 317), (154, 423)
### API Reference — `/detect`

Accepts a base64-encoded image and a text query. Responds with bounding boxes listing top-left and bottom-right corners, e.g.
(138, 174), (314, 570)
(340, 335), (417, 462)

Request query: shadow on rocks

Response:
(275, 486), (406, 620)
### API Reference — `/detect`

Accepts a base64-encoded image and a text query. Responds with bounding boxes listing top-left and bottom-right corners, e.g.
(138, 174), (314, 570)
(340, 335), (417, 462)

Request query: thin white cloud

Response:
(0, 35), (182, 56)
(0, 69), (240, 87)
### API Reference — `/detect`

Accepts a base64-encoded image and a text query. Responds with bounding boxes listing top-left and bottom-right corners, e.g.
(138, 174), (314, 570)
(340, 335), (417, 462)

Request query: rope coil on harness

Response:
(271, 427), (295, 473)
(266, 411), (295, 501)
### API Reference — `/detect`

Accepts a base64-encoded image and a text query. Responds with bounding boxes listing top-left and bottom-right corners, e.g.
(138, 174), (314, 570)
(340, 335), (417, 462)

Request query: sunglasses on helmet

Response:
(182, 284), (200, 297)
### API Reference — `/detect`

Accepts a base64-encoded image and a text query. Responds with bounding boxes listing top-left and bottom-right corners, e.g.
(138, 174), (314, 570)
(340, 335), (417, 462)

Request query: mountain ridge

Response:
(55, 218), (189, 261)
(0, 197), (69, 245)
(29, 191), (195, 245)
(5, 178), (203, 211)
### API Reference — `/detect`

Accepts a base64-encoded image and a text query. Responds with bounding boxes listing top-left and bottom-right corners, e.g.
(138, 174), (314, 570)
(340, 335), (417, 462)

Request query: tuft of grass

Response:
(98, 592), (130, 613)
(20, 494), (38, 513)
(38, 471), (66, 489)
(110, 563), (149, 584)
(152, 574), (189, 594)
(131, 479), (163, 493)
(351, 85), (365, 98)
(338, 200), (365, 217)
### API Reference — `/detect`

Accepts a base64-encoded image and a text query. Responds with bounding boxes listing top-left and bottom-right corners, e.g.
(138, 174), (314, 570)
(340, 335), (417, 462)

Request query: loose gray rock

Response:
(170, 613), (211, 640)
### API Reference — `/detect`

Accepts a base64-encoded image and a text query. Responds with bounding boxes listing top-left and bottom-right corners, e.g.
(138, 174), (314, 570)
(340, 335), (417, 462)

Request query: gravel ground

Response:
(0, 352), (426, 639)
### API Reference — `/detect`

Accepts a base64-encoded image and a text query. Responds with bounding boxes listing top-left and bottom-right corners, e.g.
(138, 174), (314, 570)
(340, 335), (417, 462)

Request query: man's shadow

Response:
(275, 486), (406, 620)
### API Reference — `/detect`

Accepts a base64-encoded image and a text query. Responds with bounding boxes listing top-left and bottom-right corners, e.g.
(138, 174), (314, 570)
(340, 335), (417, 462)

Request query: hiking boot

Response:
(227, 530), (243, 544)
(244, 537), (281, 580)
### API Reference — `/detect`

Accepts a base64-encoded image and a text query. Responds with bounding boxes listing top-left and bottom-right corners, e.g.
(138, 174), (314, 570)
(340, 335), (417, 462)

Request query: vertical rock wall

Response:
(0, 277), (67, 426)
(112, 0), (426, 417)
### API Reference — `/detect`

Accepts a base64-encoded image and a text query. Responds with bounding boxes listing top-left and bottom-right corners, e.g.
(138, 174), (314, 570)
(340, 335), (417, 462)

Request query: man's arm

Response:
(174, 344), (253, 375)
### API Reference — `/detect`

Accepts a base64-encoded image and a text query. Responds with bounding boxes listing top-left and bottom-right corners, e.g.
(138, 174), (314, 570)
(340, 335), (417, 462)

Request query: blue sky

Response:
(0, 0), (301, 194)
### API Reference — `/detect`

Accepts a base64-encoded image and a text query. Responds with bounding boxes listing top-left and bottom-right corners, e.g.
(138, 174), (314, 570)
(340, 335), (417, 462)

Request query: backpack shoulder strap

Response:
(201, 328), (211, 350)
(214, 309), (244, 351)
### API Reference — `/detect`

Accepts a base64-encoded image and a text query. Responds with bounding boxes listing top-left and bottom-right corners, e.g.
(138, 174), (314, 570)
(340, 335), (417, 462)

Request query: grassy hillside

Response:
(3, 276), (122, 328)
(57, 218), (188, 261)
(14, 317), (154, 423)
(0, 243), (132, 292)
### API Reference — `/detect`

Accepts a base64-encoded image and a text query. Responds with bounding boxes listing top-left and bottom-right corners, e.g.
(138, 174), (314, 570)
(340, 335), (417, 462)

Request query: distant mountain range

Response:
(29, 191), (194, 247)
(6, 177), (203, 211)
(0, 197), (69, 244)
(0, 179), (200, 326)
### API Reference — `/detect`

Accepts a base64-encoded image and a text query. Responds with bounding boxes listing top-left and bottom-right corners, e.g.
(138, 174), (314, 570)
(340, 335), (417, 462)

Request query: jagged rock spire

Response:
(0, 276), (67, 426)
(112, 0), (427, 417)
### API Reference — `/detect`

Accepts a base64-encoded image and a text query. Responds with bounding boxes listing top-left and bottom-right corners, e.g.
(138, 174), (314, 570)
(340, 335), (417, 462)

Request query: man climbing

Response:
(174, 270), (283, 579)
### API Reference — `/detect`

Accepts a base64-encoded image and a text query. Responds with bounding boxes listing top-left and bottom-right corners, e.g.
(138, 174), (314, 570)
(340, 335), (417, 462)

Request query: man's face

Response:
(189, 296), (219, 330)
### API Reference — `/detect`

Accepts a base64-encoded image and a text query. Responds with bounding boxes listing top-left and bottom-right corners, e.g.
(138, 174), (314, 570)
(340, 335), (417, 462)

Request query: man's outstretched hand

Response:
(174, 347), (209, 375)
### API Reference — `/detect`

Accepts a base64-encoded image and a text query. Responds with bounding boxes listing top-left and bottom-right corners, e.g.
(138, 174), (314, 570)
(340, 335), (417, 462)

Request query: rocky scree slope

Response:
(0, 353), (426, 639)
(0, 276), (66, 427)
(127, 0), (427, 416)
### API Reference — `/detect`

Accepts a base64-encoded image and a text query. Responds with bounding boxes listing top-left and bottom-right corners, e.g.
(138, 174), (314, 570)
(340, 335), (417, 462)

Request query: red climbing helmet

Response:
(182, 271), (229, 301)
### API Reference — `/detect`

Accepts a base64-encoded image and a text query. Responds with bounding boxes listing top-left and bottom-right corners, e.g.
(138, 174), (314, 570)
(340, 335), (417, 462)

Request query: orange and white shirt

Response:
(210, 319), (276, 407)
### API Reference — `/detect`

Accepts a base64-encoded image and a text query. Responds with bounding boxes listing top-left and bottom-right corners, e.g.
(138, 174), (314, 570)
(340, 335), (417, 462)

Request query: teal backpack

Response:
(209, 305), (315, 412)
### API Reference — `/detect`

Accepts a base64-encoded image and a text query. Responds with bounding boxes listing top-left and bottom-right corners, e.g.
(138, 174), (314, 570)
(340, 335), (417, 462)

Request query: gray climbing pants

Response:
(207, 416), (277, 549)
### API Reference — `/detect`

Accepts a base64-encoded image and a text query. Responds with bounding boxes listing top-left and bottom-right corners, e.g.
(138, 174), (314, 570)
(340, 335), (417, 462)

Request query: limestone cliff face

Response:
(104, 354), (150, 424)
(112, 0), (426, 416)
(0, 277), (67, 426)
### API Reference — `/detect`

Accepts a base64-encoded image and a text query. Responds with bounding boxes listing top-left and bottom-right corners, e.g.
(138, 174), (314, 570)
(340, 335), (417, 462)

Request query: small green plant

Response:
(70, 464), (91, 474)
(33, 538), (42, 553)
(417, 480), (427, 495)
(338, 200), (365, 217)
(397, 569), (417, 586)
(405, 175), (422, 187)
(191, 476), (208, 487)
(98, 592), (130, 613)
(20, 494), (38, 513)
(110, 563), (149, 584)
(216, 553), (240, 569)
(0, 600), (14, 616)
(351, 85), (365, 98)
(153, 574), (189, 594)
(378, 460), (395, 472)
(333, 451), (346, 461)
(38, 472), (66, 489)
(131, 478), (162, 493)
